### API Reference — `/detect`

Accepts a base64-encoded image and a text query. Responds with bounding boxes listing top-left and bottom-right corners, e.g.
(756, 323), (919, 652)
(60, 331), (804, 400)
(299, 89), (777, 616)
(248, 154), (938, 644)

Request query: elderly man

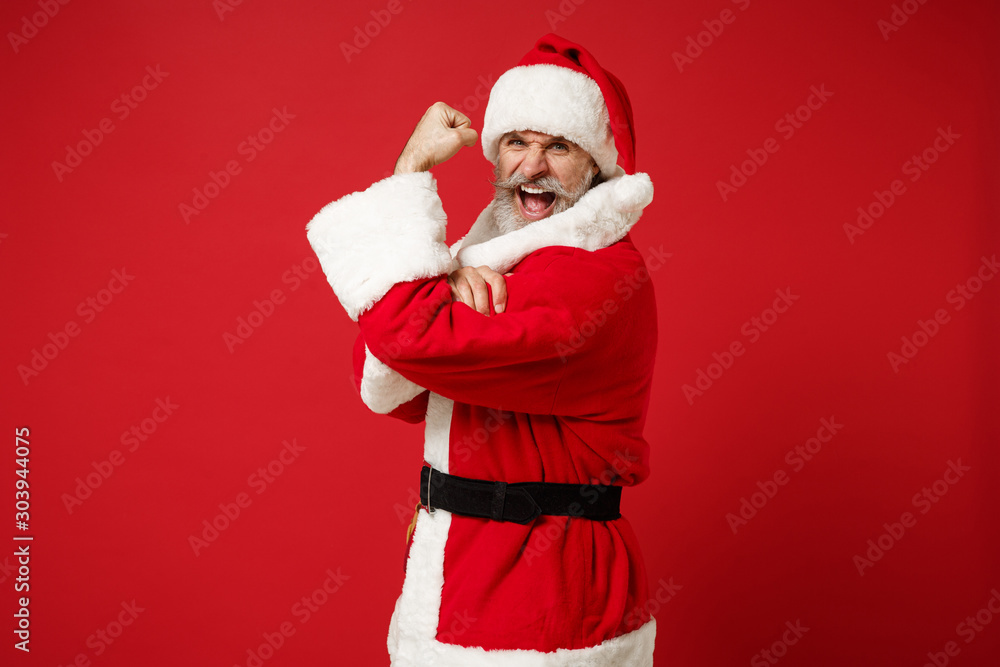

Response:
(307, 34), (658, 666)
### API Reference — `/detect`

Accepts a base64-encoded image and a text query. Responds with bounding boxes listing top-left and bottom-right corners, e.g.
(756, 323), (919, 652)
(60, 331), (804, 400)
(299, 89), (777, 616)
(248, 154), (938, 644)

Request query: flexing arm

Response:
(394, 103), (507, 314)
(309, 102), (510, 418)
(393, 101), (478, 175)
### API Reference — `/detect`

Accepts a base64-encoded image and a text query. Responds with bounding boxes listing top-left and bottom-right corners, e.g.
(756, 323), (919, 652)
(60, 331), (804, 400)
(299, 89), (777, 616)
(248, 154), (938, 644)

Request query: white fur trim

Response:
(423, 393), (453, 473)
(453, 169), (654, 274)
(359, 345), (425, 414)
(416, 618), (655, 666)
(388, 394), (656, 665)
(388, 508), (453, 666)
(389, 505), (655, 666)
(387, 393), (453, 664)
(482, 64), (619, 178)
(305, 171), (457, 321)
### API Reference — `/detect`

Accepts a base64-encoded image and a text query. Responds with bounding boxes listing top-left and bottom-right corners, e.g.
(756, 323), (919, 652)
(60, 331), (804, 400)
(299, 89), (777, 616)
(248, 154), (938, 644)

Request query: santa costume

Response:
(307, 34), (658, 666)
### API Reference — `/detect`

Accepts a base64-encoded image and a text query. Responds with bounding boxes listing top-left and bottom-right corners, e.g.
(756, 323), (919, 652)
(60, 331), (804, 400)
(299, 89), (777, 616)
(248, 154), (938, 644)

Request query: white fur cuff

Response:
(305, 172), (456, 321)
(359, 345), (425, 414)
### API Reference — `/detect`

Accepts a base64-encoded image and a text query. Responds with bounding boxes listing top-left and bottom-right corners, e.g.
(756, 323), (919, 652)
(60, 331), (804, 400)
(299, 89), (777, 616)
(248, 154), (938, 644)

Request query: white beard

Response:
(490, 167), (600, 235)
(492, 192), (530, 235)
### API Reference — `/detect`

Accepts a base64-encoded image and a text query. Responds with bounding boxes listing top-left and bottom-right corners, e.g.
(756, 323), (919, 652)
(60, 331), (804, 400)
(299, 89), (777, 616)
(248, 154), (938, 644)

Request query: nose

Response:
(518, 145), (548, 181)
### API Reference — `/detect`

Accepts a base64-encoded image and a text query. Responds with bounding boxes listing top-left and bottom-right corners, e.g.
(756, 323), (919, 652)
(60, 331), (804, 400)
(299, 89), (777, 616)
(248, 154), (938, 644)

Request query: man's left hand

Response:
(447, 266), (509, 315)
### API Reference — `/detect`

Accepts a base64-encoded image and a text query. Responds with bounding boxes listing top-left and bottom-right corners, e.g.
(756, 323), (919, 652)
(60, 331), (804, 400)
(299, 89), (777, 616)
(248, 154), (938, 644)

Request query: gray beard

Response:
(491, 167), (602, 235)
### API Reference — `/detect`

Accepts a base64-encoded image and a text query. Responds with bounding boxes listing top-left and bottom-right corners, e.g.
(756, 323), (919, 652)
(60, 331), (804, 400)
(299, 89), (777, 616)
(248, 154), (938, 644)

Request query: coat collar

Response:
(450, 168), (654, 273)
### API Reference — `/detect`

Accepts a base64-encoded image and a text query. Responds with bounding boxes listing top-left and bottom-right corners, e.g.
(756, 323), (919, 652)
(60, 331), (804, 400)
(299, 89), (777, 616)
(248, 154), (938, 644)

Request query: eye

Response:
(550, 142), (569, 151)
(507, 138), (524, 146)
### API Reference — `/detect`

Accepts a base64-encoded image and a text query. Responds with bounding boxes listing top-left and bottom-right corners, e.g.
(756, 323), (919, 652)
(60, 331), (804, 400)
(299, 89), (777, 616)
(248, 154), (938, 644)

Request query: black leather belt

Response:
(419, 465), (622, 525)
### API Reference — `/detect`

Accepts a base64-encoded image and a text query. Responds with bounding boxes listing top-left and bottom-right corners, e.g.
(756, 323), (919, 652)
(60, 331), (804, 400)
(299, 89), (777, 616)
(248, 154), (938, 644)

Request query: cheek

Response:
(555, 161), (587, 188)
(497, 152), (521, 178)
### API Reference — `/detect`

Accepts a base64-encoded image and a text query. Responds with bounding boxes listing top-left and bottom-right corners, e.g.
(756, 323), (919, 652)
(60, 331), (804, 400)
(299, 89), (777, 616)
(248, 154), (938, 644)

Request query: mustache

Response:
(490, 172), (578, 199)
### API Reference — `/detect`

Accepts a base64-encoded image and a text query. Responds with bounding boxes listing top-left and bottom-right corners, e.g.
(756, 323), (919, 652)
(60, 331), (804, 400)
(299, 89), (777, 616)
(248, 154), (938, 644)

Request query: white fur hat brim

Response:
(481, 64), (619, 178)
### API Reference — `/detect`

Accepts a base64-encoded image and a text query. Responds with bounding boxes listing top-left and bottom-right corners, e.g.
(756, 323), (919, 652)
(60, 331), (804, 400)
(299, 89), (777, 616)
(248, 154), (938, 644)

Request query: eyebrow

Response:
(505, 132), (575, 146)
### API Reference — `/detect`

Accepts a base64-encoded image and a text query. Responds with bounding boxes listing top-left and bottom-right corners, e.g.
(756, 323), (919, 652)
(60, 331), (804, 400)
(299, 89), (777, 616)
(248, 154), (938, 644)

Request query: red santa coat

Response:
(307, 166), (657, 666)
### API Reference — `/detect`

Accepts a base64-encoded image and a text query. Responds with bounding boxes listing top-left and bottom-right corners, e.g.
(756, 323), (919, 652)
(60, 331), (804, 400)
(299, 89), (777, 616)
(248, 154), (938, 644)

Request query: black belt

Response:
(419, 465), (622, 525)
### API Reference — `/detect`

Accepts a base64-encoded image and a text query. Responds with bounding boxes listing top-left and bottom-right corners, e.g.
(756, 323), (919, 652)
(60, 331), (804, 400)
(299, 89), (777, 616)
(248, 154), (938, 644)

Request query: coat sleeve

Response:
(306, 171), (456, 321)
(306, 172), (452, 420)
(306, 170), (652, 416)
(351, 332), (429, 423)
(356, 253), (644, 416)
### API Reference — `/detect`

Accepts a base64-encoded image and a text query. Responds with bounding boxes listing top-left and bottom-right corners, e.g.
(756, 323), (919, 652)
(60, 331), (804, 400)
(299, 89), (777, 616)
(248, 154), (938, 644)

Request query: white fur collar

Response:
(450, 168), (654, 273)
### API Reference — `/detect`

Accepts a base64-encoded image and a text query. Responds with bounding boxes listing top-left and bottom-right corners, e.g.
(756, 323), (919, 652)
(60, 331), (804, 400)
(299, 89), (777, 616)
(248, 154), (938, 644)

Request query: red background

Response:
(3, 0), (999, 665)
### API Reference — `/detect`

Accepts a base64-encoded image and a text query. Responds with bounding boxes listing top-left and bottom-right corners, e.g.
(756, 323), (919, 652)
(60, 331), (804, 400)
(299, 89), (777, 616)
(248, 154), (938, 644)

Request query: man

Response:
(307, 34), (657, 666)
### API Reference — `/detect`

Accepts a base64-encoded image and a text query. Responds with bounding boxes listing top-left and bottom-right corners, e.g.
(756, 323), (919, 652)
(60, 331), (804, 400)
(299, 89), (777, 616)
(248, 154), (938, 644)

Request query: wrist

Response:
(393, 151), (424, 175)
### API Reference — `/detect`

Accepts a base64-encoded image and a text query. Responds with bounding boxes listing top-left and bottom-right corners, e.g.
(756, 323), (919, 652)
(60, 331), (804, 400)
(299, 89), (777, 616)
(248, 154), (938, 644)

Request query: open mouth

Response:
(515, 184), (557, 221)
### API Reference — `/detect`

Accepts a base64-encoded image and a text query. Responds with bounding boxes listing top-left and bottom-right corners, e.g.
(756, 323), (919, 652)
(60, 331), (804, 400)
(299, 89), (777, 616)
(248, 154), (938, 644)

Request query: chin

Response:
(494, 208), (530, 235)
(495, 198), (552, 235)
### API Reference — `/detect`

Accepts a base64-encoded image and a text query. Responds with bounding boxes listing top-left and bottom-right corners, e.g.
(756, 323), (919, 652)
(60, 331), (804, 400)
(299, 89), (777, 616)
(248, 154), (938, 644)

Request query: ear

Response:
(591, 161), (599, 176)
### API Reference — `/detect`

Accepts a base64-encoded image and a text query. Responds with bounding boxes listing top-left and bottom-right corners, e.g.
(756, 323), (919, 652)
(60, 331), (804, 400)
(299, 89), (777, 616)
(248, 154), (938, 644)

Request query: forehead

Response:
(501, 129), (578, 146)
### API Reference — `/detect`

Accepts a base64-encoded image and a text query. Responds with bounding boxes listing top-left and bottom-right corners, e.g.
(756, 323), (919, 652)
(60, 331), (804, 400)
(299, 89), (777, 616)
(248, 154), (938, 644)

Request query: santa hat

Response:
(481, 33), (636, 178)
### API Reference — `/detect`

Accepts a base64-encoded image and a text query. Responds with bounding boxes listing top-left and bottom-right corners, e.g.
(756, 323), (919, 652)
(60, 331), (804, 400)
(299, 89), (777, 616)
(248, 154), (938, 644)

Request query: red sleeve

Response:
(357, 247), (655, 416)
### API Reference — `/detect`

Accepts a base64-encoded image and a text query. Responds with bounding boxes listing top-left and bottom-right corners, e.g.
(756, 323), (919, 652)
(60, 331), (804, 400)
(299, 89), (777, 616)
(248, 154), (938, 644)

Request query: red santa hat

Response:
(482, 33), (636, 178)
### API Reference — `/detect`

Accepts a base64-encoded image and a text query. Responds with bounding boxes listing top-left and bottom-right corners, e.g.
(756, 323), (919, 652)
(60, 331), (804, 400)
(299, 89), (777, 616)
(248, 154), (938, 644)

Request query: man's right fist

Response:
(394, 102), (478, 175)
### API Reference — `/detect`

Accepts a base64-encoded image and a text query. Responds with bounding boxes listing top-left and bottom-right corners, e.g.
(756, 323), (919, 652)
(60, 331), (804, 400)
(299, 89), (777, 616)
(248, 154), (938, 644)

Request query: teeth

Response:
(520, 185), (548, 194)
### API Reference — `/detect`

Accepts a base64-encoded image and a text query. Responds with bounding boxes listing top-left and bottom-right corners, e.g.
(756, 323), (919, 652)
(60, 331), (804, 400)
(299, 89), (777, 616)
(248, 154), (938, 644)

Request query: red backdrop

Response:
(3, 0), (998, 665)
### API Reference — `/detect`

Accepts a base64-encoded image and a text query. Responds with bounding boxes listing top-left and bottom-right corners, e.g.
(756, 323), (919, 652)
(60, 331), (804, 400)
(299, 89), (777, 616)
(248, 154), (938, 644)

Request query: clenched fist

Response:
(394, 102), (478, 175)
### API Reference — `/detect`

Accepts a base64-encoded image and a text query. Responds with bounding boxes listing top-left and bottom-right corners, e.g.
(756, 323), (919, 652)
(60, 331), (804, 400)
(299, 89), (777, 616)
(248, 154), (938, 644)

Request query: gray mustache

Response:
(491, 173), (576, 199)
